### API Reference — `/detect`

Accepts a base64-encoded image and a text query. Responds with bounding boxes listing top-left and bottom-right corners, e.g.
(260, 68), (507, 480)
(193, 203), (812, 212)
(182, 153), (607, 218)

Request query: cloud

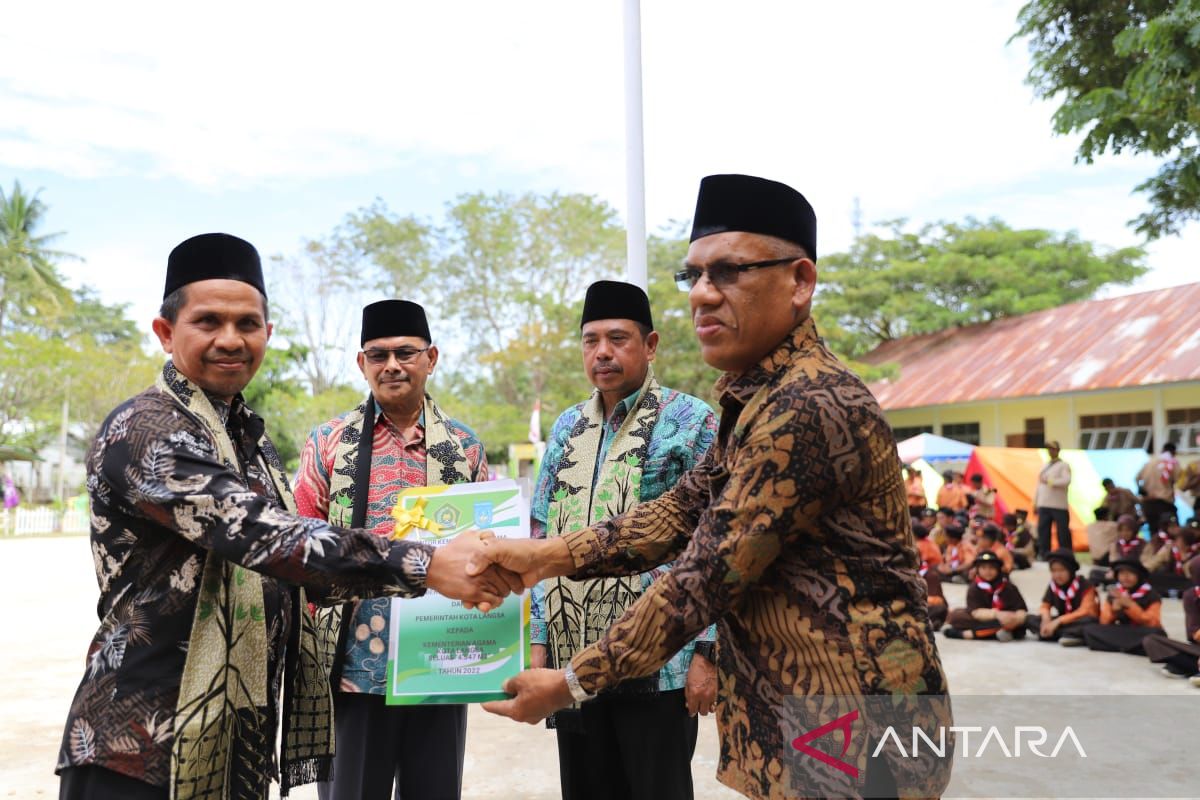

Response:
(2, 0), (1195, 315)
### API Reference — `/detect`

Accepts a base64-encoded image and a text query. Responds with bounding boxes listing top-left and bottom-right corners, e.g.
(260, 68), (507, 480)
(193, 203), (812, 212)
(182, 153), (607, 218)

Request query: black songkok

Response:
(164, 233), (265, 299)
(361, 300), (432, 346)
(689, 174), (818, 261)
(580, 280), (653, 331)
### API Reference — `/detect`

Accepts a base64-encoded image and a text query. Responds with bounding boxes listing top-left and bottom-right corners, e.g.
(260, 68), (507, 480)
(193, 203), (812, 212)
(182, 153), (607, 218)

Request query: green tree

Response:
(1013, 0), (1200, 237)
(0, 186), (159, 458)
(817, 218), (1147, 360)
(346, 192), (627, 459)
(0, 181), (73, 333)
(241, 343), (364, 470)
(645, 229), (721, 404)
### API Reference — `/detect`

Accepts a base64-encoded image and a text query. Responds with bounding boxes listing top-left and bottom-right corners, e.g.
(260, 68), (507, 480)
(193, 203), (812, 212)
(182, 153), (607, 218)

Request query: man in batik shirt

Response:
(294, 300), (488, 800)
(472, 175), (953, 800)
(529, 280), (718, 800)
(55, 235), (514, 800)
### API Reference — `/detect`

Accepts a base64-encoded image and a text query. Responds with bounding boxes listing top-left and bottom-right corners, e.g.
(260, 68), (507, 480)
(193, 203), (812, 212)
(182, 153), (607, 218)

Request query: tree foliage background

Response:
(0, 181), (1153, 481)
(0, 183), (159, 465)
(1014, 0), (1200, 238)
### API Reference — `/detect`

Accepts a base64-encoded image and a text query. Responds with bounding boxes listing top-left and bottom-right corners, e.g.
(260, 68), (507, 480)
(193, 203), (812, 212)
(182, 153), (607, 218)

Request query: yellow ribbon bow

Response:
(391, 495), (442, 540)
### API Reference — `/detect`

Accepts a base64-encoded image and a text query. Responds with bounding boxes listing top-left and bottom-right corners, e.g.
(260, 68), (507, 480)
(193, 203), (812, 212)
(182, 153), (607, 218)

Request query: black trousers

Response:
(59, 766), (166, 800)
(1025, 613), (1100, 641)
(1082, 623), (1165, 655)
(927, 602), (947, 630)
(557, 689), (698, 800)
(1148, 572), (1192, 597)
(317, 693), (467, 800)
(1143, 498), (1177, 529)
(1036, 507), (1071, 555)
(1143, 633), (1200, 675)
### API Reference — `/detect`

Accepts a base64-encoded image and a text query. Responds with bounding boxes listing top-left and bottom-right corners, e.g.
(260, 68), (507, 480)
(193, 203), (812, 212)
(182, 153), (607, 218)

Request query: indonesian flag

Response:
(529, 398), (542, 443)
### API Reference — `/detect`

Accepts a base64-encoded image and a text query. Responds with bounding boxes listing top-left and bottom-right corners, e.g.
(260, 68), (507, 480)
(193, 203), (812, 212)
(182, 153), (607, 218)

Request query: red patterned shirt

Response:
(294, 404), (487, 693)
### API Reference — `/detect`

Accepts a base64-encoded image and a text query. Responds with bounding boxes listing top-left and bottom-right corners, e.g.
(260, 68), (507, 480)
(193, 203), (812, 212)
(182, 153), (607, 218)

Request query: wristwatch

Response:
(563, 663), (595, 703)
(693, 641), (716, 662)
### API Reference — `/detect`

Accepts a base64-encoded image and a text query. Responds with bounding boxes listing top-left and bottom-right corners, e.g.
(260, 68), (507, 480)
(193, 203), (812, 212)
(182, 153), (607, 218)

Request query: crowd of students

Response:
(907, 467), (1200, 688)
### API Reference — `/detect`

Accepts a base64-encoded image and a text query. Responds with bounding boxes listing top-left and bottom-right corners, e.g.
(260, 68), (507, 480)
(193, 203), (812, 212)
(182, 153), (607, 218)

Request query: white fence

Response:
(0, 507), (90, 536)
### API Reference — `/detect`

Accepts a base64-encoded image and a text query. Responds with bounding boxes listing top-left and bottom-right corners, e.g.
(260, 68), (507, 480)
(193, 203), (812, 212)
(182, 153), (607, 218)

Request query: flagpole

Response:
(623, 0), (648, 290)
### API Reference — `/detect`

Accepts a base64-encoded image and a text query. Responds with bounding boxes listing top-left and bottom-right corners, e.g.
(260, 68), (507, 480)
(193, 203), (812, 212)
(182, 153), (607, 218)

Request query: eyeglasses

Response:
(362, 346), (431, 365)
(673, 257), (800, 292)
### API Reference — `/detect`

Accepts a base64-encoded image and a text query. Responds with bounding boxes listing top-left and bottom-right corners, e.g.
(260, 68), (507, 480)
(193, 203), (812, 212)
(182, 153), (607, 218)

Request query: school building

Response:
(861, 282), (1200, 458)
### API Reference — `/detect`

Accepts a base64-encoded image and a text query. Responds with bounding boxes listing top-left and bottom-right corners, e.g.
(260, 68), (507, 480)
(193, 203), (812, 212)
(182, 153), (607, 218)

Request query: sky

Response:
(2, 0), (1196, 343)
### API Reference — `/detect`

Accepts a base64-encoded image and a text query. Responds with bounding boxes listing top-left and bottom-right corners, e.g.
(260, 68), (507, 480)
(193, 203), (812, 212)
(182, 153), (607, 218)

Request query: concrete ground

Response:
(0, 536), (1193, 799)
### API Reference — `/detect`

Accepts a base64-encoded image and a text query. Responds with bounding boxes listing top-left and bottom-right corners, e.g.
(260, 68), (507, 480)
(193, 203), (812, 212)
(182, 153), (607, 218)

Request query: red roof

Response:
(862, 282), (1200, 410)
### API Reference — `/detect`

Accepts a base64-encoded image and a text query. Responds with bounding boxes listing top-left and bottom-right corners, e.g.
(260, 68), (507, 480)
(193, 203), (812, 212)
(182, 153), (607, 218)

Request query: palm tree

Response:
(0, 182), (73, 332)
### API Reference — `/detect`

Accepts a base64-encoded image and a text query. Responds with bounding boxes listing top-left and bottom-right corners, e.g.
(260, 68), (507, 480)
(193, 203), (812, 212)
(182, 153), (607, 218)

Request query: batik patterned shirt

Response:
(560, 318), (952, 800)
(530, 385), (718, 691)
(294, 405), (487, 694)
(57, 367), (434, 788)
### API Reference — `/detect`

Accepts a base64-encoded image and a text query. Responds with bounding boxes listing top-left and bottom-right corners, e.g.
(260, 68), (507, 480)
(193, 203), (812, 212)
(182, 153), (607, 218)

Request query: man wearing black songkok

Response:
(528, 280), (718, 800)
(56, 235), (517, 800)
(472, 174), (955, 800)
(295, 299), (489, 800)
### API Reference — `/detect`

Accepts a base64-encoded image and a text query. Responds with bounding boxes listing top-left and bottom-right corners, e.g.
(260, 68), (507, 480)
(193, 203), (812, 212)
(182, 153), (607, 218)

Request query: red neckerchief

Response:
(975, 576), (1009, 609)
(1172, 543), (1200, 574)
(1114, 582), (1152, 601)
(1116, 538), (1140, 556)
(1050, 576), (1081, 612)
(947, 544), (961, 568)
(1194, 586), (1200, 601)
(919, 563), (929, 577)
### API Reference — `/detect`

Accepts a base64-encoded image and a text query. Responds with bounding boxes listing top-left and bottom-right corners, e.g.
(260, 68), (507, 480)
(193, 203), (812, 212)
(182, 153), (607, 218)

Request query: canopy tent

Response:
(963, 447), (1192, 552)
(906, 458), (945, 508)
(897, 433), (975, 465)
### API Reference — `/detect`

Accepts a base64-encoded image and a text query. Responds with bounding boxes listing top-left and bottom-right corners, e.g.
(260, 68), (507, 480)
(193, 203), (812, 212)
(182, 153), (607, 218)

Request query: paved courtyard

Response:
(0, 536), (1193, 799)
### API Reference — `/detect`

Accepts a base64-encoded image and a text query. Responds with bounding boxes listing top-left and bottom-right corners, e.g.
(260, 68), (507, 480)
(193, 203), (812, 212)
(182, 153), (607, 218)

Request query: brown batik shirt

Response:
(562, 317), (952, 800)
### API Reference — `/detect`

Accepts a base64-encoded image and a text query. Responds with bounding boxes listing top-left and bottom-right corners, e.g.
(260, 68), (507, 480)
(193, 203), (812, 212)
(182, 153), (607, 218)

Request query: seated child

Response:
(913, 522), (942, 568)
(1004, 512), (1035, 570)
(975, 523), (1013, 575)
(1026, 548), (1099, 644)
(1143, 511), (1178, 560)
(1142, 554), (1200, 684)
(1144, 523), (1199, 597)
(1081, 557), (1165, 655)
(936, 524), (975, 583)
(1088, 514), (1143, 587)
(944, 551), (1028, 641)
(921, 558), (948, 630)
(968, 473), (996, 520)
(931, 507), (954, 551)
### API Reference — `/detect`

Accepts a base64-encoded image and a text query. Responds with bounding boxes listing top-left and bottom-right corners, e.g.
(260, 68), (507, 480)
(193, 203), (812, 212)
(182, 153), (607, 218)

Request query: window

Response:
(1078, 412), (1153, 451)
(1166, 408), (1200, 453)
(1024, 418), (1045, 449)
(941, 423), (980, 445)
(892, 425), (933, 441)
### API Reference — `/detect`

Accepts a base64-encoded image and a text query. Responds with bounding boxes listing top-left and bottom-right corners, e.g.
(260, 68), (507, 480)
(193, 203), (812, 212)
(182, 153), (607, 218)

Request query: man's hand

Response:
(481, 668), (573, 724)
(684, 653), (717, 717)
(425, 530), (524, 612)
(465, 535), (574, 591)
(971, 608), (998, 621)
(1040, 618), (1058, 639)
(530, 644), (548, 669)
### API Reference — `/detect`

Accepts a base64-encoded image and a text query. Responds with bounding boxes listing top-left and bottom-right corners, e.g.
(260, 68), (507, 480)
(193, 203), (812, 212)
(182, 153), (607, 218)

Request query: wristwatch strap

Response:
(563, 663), (594, 703)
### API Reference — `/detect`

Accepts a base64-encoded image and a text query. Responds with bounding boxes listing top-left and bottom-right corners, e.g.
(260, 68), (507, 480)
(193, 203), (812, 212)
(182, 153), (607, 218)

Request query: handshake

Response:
(421, 530), (583, 724)
(423, 530), (574, 612)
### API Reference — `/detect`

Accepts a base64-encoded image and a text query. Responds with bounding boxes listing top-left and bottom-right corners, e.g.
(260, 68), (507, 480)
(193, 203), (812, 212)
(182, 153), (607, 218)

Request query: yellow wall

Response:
(883, 382), (1200, 448)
